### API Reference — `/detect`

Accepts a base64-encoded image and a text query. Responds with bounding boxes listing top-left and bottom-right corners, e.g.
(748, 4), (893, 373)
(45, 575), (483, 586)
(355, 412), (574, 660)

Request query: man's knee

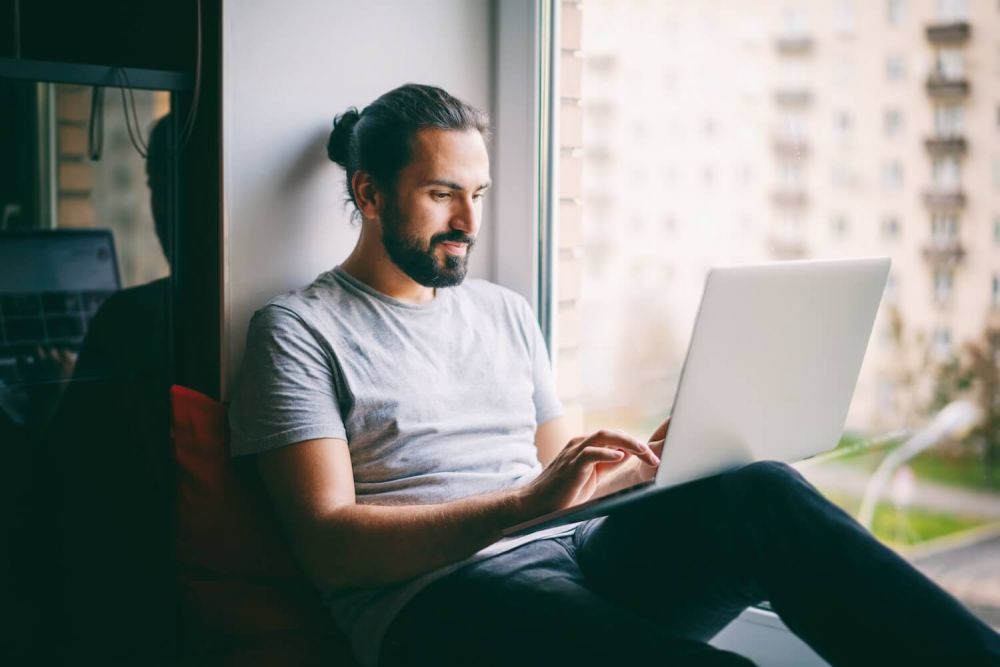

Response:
(726, 460), (811, 502)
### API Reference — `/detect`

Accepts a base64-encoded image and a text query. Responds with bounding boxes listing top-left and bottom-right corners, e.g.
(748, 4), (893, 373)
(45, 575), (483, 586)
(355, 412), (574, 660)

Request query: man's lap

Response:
(378, 467), (774, 667)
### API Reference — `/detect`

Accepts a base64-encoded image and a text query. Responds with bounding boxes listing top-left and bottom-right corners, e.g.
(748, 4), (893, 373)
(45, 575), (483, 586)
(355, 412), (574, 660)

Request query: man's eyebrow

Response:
(422, 178), (492, 191)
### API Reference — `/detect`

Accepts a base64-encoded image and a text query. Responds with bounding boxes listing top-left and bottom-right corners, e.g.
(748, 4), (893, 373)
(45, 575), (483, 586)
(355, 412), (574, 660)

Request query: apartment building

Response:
(559, 0), (1000, 435)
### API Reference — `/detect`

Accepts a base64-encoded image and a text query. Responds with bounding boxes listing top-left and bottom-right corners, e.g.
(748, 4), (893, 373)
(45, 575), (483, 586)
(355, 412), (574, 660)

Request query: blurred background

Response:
(551, 0), (1000, 628)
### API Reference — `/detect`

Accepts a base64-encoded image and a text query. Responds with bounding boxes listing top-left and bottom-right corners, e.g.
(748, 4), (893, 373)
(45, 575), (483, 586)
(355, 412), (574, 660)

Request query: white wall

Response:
(222, 0), (495, 396)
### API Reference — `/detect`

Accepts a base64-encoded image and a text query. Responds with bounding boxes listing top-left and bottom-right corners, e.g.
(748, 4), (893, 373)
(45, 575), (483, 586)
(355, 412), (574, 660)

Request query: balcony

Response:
(926, 22), (972, 45)
(773, 137), (809, 158)
(774, 88), (812, 106)
(925, 75), (970, 100)
(923, 189), (966, 210)
(775, 34), (814, 55)
(771, 189), (808, 208)
(922, 240), (966, 266)
(924, 135), (967, 157)
(768, 235), (808, 259)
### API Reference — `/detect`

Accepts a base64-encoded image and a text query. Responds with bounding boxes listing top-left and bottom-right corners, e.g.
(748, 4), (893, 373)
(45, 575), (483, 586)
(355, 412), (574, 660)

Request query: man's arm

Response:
(256, 437), (526, 592)
(257, 429), (657, 594)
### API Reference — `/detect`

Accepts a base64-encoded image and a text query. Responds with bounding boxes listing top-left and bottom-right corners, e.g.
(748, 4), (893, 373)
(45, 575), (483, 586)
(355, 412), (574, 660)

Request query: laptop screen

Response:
(0, 230), (121, 384)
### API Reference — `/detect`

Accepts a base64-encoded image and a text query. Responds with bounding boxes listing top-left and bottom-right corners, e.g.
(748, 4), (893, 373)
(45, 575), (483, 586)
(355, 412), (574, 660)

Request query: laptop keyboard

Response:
(0, 289), (114, 385)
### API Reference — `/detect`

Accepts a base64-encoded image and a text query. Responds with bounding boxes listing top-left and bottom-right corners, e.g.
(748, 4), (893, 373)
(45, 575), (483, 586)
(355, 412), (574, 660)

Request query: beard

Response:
(380, 197), (475, 288)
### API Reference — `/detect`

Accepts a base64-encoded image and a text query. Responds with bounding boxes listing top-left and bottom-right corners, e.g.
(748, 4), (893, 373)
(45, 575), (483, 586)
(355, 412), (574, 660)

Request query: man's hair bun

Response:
(327, 107), (360, 168)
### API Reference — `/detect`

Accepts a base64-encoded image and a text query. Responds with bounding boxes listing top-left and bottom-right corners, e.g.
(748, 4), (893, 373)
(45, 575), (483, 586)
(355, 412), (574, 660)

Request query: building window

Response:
(881, 215), (900, 240)
(887, 0), (907, 25)
(833, 110), (853, 140)
(884, 273), (899, 305)
(993, 216), (1000, 244)
(932, 157), (961, 191)
(835, 0), (857, 35)
(881, 160), (903, 190)
(937, 0), (968, 21)
(993, 275), (1000, 308)
(931, 327), (953, 361)
(931, 213), (959, 244)
(779, 112), (806, 143)
(933, 269), (954, 304)
(779, 161), (803, 190)
(994, 159), (1000, 190)
(935, 49), (964, 80)
(877, 376), (895, 412)
(934, 105), (963, 137)
(885, 54), (906, 81)
(883, 108), (903, 137)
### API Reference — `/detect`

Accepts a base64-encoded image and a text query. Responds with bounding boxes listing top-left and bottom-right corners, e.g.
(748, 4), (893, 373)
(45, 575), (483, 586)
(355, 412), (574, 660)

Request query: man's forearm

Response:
(300, 489), (530, 592)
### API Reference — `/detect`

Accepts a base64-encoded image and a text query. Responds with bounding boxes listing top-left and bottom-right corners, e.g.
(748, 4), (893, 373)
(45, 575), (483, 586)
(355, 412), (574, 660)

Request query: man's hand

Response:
(518, 429), (660, 515)
(637, 416), (671, 484)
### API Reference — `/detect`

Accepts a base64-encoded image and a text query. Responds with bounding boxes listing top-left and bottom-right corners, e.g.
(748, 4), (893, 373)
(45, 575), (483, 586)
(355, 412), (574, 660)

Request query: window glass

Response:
(549, 0), (1000, 629)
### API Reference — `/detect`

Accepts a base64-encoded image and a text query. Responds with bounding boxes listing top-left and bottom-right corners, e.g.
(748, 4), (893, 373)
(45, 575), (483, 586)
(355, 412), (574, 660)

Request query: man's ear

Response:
(352, 170), (382, 222)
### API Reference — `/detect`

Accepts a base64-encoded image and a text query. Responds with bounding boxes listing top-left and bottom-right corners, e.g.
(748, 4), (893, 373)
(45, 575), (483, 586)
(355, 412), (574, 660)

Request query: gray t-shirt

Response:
(229, 266), (569, 666)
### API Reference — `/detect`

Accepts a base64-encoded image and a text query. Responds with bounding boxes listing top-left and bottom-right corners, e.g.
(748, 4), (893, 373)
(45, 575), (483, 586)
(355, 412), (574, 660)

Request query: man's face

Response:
(378, 128), (490, 288)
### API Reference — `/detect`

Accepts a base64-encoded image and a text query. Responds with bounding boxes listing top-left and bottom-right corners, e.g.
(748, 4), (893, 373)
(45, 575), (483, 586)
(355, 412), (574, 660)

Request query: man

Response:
(229, 84), (999, 667)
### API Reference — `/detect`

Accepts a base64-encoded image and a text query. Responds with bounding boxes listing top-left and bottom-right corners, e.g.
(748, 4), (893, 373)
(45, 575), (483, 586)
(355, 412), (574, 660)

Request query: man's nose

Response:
(451, 196), (480, 236)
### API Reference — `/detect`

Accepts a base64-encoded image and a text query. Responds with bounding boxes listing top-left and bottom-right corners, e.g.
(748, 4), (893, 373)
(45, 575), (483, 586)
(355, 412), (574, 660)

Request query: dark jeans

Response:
(379, 461), (1000, 666)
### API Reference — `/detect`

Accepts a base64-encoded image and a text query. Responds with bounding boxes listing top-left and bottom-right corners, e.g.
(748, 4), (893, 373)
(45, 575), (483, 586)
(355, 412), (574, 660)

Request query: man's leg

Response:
(575, 460), (1000, 666)
(380, 535), (756, 667)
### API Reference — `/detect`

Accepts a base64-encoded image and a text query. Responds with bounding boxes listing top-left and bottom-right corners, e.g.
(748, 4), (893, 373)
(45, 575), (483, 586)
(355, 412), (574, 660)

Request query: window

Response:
(551, 1), (997, 628)
(994, 159), (1000, 190)
(833, 110), (853, 141)
(776, 214), (804, 241)
(835, 0), (857, 35)
(931, 326), (953, 360)
(993, 275), (1000, 308)
(881, 160), (903, 190)
(779, 161), (803, 189)
(885, 54), (906, 81)
(932, 157), (961, 191)
(887, 0), (906, 25)
(884, 272), (899, 305)
(881, 215), (900, 240)
(877, 376), (895, 411)
(934, 105), (963, 137)
(935, 49), (964, 80)
(933, 269), (954, 304)
(931, 213), (959, 244)
(994, 216), (1000, 244)
(779, 112), (806, 142)
(780, 6), (808, 36)
(937, 0), (968, 21)
(883, 108), (903, 137)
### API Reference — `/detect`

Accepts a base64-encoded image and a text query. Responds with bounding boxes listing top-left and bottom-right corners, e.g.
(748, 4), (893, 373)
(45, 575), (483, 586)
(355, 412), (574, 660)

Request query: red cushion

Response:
(171, 385), (356, 664)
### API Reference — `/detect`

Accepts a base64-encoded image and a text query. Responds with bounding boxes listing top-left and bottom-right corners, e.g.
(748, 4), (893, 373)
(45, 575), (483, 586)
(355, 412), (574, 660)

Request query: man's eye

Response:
(432, 192), (451, 200)
(473, 192), (486, 201)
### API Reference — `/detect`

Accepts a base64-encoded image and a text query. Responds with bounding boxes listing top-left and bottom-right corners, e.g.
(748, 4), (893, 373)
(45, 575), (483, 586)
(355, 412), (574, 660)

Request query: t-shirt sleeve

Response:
(520, 299), (564, 427)
(228, 304), (349, 457)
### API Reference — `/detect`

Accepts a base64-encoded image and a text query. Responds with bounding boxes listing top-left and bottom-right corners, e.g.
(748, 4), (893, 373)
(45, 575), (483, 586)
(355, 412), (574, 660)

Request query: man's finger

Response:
(649, 417), (671, 443)
(585, 430), (659, 466)
(575, 446), (626, 465)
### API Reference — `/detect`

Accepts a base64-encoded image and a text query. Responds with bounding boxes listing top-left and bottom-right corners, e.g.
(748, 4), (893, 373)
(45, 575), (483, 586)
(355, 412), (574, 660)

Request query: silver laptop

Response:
(503, 256), (891, 537)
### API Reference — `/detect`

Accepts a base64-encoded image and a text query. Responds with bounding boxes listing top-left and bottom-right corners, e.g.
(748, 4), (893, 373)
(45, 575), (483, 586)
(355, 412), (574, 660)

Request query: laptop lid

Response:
(654, 256), (890, 488)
